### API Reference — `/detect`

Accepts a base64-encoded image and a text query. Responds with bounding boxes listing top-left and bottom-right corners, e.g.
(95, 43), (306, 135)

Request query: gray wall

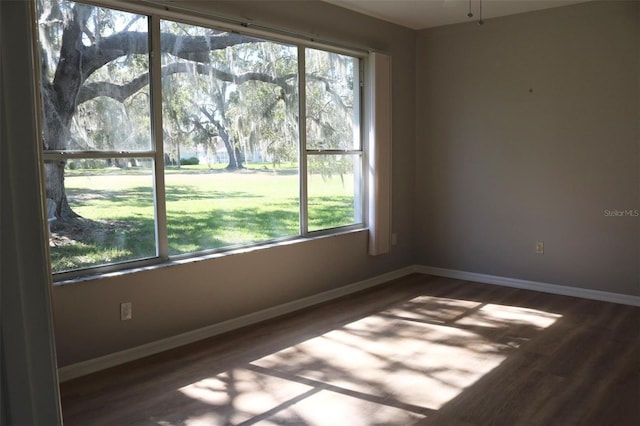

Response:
(415, 1), (639, 295)
(52, 1), (417, 367)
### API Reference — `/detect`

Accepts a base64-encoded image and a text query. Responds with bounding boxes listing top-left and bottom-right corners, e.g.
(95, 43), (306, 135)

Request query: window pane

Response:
(307, 154), (363, 231)
(38, 1), (151, 152)
(165, 168), (299, 254)
(160, 20), (300, 254)
(48, 159), (156, 272)
(306, 49), (360, 150)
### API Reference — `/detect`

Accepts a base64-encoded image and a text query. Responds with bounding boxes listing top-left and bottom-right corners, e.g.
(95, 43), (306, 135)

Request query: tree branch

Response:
(78, 72), (149, 103)
(52, 3), (92, 124)
(80, 31), (259, 80)
(307, 74), (351, 111)
(78, 62), (296, 104)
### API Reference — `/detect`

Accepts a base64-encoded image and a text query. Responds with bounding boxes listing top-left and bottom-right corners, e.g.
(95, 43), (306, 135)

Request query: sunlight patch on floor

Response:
(476, 304), (559, 328)
(178, 368), (312, 425)
(177, 296), (562, 424)
(263, 388), (424, 426)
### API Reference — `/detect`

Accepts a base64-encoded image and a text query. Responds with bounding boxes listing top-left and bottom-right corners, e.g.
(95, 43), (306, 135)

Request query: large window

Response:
(37, 0), (364, 277)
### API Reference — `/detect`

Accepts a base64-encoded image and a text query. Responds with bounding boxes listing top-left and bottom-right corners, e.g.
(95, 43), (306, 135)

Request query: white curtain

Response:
(366, 52), (393, 256)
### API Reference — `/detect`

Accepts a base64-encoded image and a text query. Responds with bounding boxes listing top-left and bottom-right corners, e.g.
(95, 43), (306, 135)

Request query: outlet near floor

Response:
(120, 302), (132, 321)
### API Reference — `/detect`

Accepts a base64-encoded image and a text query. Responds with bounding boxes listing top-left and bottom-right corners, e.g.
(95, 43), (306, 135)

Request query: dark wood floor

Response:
(60, 274), (640, 425)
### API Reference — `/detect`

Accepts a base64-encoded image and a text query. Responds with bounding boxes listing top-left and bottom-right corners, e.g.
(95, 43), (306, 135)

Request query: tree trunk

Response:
(43, 152), (77, 220)
(41, 87), (78, 219)
(44, 160), (77, 219)
(40, 4), (87, 220)
(235, 146), (245, 167)
(216, 123), (243, 170)
(176, 140), (181, 168)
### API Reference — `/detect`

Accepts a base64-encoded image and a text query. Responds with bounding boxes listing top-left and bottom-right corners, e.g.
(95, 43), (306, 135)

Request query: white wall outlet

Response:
(120, 302), (132, 321)
(391, 233), (398, 246)
(535, 242), (544, 254)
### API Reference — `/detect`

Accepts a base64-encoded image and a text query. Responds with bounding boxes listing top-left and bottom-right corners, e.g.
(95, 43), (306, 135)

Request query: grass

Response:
(51, 165), (358, 273)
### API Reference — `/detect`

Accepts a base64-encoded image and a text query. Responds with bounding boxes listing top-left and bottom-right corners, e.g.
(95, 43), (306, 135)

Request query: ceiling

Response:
(323, 0), (592, 30)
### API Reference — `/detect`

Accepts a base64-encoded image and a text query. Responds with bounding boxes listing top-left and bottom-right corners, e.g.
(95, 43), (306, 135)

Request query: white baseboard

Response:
(415, 265), (640, 307)
(58, 264), (638, 381)
(57, 265), (416, 382)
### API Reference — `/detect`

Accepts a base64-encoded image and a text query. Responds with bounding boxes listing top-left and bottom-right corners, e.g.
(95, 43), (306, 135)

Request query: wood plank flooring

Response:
(59, 274), (640, 425)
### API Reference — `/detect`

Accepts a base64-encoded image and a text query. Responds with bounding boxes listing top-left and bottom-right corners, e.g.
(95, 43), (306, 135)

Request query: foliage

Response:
(180, 157), (199, 166)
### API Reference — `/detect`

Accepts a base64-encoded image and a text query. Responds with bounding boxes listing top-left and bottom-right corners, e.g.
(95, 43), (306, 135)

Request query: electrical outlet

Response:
(535, 242), (544, 254)
(391, 233), (398, 246)
(120, 302), (132, 321)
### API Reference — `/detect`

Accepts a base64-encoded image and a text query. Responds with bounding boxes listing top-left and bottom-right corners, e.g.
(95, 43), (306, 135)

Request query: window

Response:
(37, 0), (365, 277)
(305, 49), (363, 232)
(160, 20), (302, 254)
(38, 3), (156, 272)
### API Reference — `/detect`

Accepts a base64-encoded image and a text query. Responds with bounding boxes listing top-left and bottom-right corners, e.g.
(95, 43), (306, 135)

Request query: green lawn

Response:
(51, 165), (358, 272)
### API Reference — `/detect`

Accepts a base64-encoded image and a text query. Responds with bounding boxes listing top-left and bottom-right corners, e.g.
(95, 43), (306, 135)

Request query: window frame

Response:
(37, 0), (370, 281)
(300, 47), (365, 236)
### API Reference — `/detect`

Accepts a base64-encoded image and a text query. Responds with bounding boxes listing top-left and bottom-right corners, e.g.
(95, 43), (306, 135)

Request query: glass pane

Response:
(307, 154), (363, 231)
(37, 0), (151, 152)
(165, 169), (299, 254)
(48, 159), (156, 273)
(306, 49), (360, 150)
(160, 20), (300, 254)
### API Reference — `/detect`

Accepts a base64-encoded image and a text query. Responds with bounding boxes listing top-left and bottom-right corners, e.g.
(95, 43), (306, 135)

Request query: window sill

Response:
(52, 227), (368, 287)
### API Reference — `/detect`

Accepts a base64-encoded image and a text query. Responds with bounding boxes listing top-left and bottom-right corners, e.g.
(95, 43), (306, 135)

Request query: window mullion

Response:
(42, 151), (156, 160)
(305, 150), (363, 156)
(150, 15), (169, 260)
(298, 46), (308, 236)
